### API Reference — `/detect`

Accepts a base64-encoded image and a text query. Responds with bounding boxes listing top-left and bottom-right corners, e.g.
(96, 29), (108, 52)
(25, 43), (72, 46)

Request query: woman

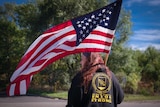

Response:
(66, 52), (124, 107)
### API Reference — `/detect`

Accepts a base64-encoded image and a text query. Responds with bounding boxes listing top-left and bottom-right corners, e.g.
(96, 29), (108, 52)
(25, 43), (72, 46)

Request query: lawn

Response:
(124, 94), (160, 101)
(40, 91), (160, 101)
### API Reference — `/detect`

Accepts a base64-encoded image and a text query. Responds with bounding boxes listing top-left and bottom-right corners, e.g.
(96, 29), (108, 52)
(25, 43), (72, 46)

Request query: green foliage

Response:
(115, 71), (127, 89)
(116, 8), (132, 44)
(0, 4), (26, 91)
(1, 0), (160, 94)
(137, 47), (160, 93)
(141, 47), (160, 82)
(125, 72), (141, 94)
(138, 87), (153, 96)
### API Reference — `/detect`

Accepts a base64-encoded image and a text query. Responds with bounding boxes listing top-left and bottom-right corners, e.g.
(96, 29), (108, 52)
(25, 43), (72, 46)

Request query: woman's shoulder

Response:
(71, 72), (82, 85)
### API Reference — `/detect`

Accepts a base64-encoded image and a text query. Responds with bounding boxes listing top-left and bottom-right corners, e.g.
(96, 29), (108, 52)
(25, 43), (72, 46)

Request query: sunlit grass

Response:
(124, 94), (160, 101)
(41, 91), (68, 99)
(40, 91), (160, 101)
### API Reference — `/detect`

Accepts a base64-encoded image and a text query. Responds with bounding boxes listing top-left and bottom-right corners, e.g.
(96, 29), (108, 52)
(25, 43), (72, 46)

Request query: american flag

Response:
(7, 0), (122, 96)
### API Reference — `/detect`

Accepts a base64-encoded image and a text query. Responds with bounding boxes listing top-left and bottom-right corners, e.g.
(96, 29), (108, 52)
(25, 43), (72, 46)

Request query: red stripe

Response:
(40, 48), (109, 71)
(10, 30), (113, 86)
(7, 0), (122, 96)
(22, 30), (76, 71)
(15, 81), (20, 95)
(9, 46), (110, 87)
(82, 39), (112, 46)
(91, 30), (114, 38)
(22, 31), (112, 75)
(26, 75), (31, 90)
(6, 84), (11, 96)
(34, 59), (47, 66)
(16, 29), (75, 76)
(16, 33), (52, 69)
(16, 21), (72, 70)
(44, 20), (72, 34)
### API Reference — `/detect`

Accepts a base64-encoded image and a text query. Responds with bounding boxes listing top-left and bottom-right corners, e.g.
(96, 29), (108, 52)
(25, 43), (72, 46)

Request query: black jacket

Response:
(66, 70), (124, 107)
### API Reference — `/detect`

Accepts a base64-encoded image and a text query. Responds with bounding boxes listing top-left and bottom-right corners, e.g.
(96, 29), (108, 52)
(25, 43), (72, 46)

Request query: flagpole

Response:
(104, 53), (109, 65)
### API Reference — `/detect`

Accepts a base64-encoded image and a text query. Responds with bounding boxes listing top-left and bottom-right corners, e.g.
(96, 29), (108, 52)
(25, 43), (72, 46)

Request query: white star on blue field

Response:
(1, 0), (160, 50)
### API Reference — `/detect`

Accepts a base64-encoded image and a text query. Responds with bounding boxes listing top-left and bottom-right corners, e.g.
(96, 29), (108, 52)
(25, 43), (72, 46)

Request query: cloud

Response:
(128, 29), (160, 50)
(131, 29), (160, 41)
(148, 0), (160, 6)
(126, 0), (160, 7)
(129, 42), (160, 51)
(126, 0), (144, 7)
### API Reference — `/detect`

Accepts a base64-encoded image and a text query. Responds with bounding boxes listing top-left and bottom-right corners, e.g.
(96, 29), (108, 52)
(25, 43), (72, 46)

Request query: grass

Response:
(41, 91), (68, 99)
(38, 91), (160, 101)
(124, 94), (160, 102)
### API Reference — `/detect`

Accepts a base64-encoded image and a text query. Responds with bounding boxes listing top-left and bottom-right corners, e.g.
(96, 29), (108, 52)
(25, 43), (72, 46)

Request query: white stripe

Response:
(9, 83), (16, 96)
(19, 52), (63, 76)
(11, 26), (114, 82)
(30, 75), (33, 81)
(36, 42), (111, 61)
(20, 80), (26, 95)
(96, 26), (115, 35)
(77, 43), (111, 50)
(15, 41), (111, 76)
(28, 34), (76, 67)
(26, 26), (74, 59)
(24, 32), (55, 56)
(24, 26), (72, 55)
(10, 26), (74, 82)
(87, 34), (113, 43)
(40, 31), (113, 60)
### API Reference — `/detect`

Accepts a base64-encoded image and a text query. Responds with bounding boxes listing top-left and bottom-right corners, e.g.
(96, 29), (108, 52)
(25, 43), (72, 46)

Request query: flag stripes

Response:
(7, 0), (122, 96)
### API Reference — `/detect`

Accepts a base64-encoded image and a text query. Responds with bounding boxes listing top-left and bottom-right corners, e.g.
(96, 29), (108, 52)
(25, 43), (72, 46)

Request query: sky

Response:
(0, 0), (160, 51)
(123, 0), (160, 50)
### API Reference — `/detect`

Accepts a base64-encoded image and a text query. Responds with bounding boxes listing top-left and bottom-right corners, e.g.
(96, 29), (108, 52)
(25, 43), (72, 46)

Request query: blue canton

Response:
(71, 0), (122, 46)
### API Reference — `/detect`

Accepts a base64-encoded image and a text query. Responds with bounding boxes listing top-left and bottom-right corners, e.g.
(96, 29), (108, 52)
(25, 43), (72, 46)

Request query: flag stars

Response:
(90, 25), (93, 29)
(100, 19), (103, 23)
(91, 14), (95, 19)
(82, 26), (86, 30)
(86, 30), (89, 33)
(81, 20), (84, 23)
(93, 20), (97, 24)
(77, 21), (80, 24)
(72, 0), (121, 46)
(102, 9), (106, 13)
(88, 18), (92, 22)
(96, 17), (99, 20)
(85, 22), (89, 26)
(105, 23), (108, 26)
(76, 6), (113, 30)
(74, 0), (117, 45)
(84, 18), (88, 20)
(80, 30), (83, 34)
(78, 24), (82, 27)
(106, 17), (110, 20)
(82, 34), (86, 37)
(79, 38), (82, 42)
(103, 14), (106, 18)
(98, 13), (102, 16)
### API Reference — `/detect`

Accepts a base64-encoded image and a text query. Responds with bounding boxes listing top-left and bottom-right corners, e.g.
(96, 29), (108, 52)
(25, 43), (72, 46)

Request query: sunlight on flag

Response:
(7, 0), (122, 96)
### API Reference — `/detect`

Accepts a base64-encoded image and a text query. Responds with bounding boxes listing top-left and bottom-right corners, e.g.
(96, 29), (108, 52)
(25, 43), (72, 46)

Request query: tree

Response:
(0, 3), (26, 91)
(139, 47), (160, 82)
(107, 7), (132, 71)
(137, 47), (160, 92)
(1, 0), (133, 92)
